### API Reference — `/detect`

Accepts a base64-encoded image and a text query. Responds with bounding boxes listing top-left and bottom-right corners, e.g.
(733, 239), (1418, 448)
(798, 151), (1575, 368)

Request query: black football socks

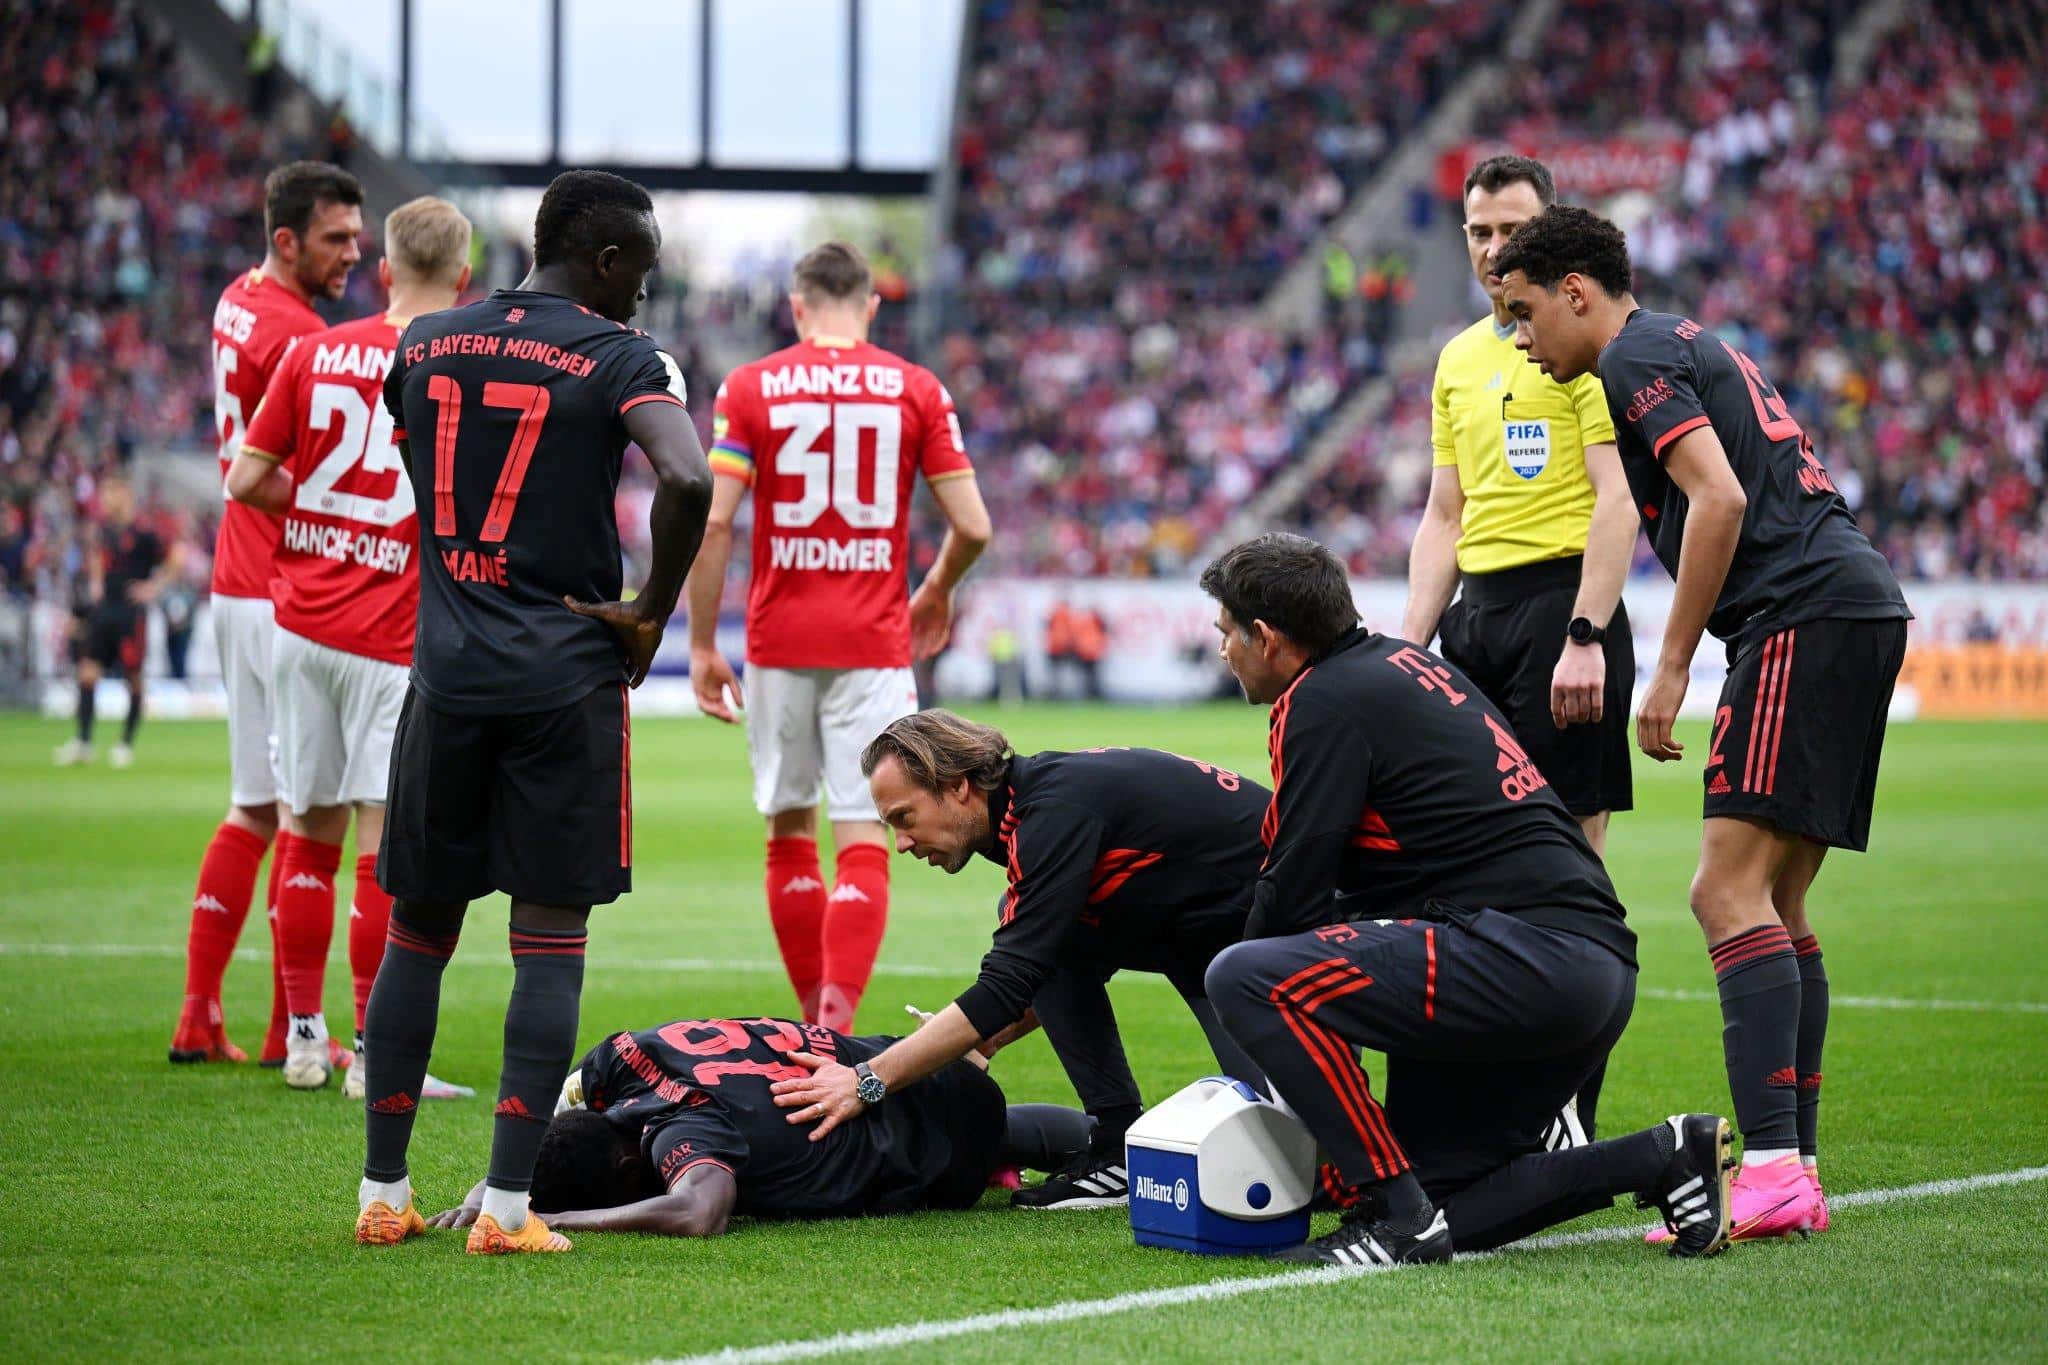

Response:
(485, 922), (589, 1194)
(1709, 924), (1802, 1155)
(361, 904), (462, 1182)
(1792, 933), (1829, 1164)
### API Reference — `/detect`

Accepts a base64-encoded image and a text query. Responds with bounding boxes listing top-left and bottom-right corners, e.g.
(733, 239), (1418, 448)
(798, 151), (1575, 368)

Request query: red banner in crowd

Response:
(1438, 136), (1690, 201)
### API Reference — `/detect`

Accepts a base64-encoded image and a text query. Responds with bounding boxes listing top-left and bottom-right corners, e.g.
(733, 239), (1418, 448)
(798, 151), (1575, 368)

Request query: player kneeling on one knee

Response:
(425, 1017), (1093, 1236)
(1198, 533), (1736, 1263)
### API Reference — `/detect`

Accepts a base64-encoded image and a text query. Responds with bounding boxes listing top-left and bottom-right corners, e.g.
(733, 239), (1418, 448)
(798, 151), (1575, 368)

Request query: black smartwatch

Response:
(1567, 616), (1606, 646)
(853, 1060), (887, 1106)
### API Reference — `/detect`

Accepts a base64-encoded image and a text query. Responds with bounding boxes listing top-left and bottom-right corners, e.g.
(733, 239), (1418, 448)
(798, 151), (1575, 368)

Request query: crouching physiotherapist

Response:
(1197, 532), (1736, 1265)
(769, 710), (1268, 1206)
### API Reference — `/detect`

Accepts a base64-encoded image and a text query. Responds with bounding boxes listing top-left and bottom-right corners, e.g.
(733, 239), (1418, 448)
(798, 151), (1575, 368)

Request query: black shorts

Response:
(1439, 556), (1634, 817)
(1703, 617), (1907, 851)
(75, 607), (146, 673)
(379, 682), (631, 907)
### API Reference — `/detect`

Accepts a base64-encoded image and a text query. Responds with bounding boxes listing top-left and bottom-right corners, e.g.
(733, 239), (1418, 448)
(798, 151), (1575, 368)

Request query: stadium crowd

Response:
(3, 0), (2043, 663)
(935, 0), (1513, 575)
(0, 0), (381, 629)
(1294, 0), (2048, 581)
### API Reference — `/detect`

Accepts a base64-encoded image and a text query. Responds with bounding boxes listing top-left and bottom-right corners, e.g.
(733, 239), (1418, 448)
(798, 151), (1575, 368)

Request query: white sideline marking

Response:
(1639, 986), (2048, 1016)
(6, 943), (2046, 1013)
(655, 1166), (2048, 1365)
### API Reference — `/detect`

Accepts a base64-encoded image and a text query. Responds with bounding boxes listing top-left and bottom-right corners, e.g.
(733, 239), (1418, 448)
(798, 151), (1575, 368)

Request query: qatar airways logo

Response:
(1625, 378), (1675, 423)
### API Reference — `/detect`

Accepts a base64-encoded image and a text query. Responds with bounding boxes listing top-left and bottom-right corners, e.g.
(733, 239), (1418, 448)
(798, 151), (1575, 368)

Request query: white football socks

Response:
(1741, 1146), (1800, 1167)
(359, 1176), (411, 1213)
(481, 1184), (529, 1232)
(288, 1013), (328, 1050)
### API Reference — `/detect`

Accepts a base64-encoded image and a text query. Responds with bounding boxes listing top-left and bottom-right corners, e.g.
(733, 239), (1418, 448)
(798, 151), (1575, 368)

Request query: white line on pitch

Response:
(5, 942), (2046, 1014)
(654, 1165), (2048, 1365)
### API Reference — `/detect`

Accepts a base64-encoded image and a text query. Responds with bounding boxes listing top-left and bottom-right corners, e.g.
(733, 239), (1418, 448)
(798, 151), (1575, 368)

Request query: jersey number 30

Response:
(767, 402), (900, 530)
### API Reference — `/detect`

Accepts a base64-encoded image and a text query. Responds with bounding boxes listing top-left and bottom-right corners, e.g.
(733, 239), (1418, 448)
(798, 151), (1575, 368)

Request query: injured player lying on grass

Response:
(424, 1015), (1094, 1241)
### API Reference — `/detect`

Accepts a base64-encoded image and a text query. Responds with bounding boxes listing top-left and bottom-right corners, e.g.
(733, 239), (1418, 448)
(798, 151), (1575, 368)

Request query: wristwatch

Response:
(1567, 616), (1606, 646)
(853, 1060), (888, 1106)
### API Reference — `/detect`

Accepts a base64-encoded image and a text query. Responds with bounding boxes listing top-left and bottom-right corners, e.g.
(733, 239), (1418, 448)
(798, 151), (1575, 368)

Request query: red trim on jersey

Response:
(1652, 414), (1712, 458)
(1260, 672), (1312, 851)
(619, 392), (686, 415)
(665, 1156), (735, 1189)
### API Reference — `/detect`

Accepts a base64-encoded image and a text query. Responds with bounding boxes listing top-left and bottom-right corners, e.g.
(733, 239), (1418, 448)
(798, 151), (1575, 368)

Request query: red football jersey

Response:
(210, 268), (325, 598)
(242, 313), (417, 666)
(709, 337), (973, 669)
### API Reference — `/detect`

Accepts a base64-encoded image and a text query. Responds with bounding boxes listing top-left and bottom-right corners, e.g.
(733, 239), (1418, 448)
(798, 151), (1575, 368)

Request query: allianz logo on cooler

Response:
(1133, 1174), (1190, 1212)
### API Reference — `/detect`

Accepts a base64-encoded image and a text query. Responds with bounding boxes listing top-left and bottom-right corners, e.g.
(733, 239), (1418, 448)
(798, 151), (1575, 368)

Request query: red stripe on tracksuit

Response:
(1269, 958), (1409, 1179)
(1088, 849), (1162, 904)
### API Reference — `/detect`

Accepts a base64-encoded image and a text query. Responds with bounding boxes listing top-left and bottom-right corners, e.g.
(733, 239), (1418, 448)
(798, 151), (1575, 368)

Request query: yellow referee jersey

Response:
(1432, 316), (1615, 574)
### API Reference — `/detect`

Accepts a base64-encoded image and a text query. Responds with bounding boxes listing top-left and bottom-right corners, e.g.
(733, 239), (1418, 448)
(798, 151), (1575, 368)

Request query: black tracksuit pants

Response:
(1207, 908), (1638, 1250)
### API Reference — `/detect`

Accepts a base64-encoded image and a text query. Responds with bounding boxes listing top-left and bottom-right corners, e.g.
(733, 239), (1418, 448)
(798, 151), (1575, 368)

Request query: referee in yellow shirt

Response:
(1402, 155), (1638, 858)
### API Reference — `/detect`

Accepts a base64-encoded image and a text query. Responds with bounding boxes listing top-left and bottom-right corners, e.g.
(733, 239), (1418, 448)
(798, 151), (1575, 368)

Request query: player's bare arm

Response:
(565, 398), (715, 686)
(771, 1002), (984, 1141)
(1638, 426), (1746, 761)
(1551, 441), (1630, 728)
(909, 473), (992, 661)
(224, 446), (291, 517)
(427, 1165), (736, 1238)
(1401, 465), (1465, 645)
(681, 473), (748, 721)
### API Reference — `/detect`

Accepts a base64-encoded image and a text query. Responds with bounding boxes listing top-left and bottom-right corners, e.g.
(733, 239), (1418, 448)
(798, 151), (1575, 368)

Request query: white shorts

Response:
(746, 665), (920, 820)
(271, 627), (409, 815)
(212, 592), (280, 807)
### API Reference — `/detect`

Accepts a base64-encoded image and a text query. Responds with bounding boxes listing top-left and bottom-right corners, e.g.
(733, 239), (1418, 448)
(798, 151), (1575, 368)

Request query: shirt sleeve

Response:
(1246, 691), (1375, 940)
(707, 378), (755, 485)
(1430, 354), (1457, 468)
(952, 799), (1106, 1038)
(646, 1107), (750, 1191)
(1570, 371), (1616, 446)
(607, 336), (690, 419)
(1602, 327), (1709, 460)
(917, 371), (974, 482)
(241, 344), (304, 465)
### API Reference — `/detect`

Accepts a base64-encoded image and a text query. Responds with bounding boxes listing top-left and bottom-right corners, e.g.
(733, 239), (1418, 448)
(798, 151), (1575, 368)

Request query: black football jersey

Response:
(97, 525), (163, 613)
(579, 1018), (1001, 1218)
(953, 748), (1268, 1038)
(1600, 309), (1909, 651)
(382, 289), (687, 714)
(1250, 627), (1635, 966)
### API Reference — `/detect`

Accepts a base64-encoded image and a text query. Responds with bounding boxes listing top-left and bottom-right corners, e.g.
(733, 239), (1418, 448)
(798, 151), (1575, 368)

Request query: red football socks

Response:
(349, 851), (393, 1034)
(818, 842), (891, 1032)
(765, 837), (827, 1020)
(276, 835), (343, 1020)
(180, 821), (267, 1009)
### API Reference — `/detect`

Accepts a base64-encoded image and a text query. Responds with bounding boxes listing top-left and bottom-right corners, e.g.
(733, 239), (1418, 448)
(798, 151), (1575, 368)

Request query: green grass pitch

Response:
(2, 708), (2045, 1362)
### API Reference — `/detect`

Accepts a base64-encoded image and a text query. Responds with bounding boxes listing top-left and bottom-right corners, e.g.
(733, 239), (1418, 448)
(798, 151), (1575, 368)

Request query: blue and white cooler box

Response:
(1125, 1076), (1315, 1255)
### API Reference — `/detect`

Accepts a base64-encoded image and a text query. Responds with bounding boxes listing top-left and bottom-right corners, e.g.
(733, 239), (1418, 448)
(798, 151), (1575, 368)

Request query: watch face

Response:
(857, 1076), (887, 1104)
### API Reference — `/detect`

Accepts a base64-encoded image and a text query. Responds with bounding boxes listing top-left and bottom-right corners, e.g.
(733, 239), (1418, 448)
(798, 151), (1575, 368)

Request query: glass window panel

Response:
(857, 0), (961, 170)
(410, 0), (549, 160)
(710, 0), (849, 168)
(563, 0), (703, 163)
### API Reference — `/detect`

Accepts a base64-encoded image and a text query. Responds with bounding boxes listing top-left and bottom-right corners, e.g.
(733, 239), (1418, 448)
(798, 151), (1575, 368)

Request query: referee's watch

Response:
(853, 1061), (888, 1106)
(1567, 616), (1606, 646)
